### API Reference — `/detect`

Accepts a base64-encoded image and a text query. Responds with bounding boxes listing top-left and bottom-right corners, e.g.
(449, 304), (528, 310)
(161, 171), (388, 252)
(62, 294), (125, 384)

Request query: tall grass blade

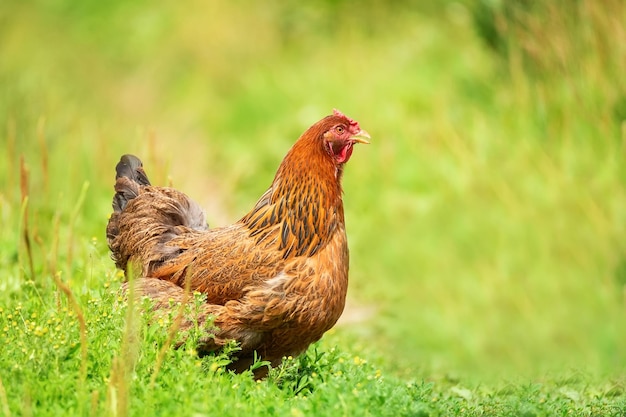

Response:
(19, 156), (35, 280)
(51, 271), (88, 388)
(66, 181), (89, 269)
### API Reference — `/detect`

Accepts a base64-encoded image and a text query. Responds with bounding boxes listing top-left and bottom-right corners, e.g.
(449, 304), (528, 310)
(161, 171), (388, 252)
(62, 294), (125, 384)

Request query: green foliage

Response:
(1, 293), (624, 416)
(1, 0), (625, 415)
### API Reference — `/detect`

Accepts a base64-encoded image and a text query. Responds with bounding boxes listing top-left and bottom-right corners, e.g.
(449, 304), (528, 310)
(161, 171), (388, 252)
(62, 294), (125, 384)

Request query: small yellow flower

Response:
(353, 356), (366, 365)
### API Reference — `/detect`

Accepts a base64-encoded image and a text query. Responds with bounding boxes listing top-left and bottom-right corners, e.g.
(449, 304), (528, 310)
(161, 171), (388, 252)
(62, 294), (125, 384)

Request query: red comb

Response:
(332, 109), (360, 133)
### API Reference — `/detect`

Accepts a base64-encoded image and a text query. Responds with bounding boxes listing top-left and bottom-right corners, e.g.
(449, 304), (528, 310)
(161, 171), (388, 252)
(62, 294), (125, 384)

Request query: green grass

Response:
(1, 0), (626, 415)
(3, 289), (623, 417)
(1, 288), (625, 416)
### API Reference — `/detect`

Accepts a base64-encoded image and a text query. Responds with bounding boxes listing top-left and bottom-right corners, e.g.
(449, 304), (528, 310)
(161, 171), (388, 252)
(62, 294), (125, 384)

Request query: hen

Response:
(106, 109), (369, 373)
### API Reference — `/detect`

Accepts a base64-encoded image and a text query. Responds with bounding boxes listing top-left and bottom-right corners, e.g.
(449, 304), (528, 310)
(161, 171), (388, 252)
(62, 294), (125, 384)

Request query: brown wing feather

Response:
(150, 223), (285, 304)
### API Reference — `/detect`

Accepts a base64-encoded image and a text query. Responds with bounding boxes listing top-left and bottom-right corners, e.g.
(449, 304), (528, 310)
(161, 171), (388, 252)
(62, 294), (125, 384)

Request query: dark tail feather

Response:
(116, 154), (151, 184)
(112, 154), (151, 213)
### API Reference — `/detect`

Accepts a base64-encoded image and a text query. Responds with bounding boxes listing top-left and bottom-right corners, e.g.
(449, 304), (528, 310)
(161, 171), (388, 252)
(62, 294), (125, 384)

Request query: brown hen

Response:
(106, 109), (369, 373)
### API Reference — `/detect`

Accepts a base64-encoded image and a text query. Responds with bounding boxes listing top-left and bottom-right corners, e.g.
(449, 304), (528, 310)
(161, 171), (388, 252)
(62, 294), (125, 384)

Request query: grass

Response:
(1, 290), (625, 416)
(1, 0), (626, 415)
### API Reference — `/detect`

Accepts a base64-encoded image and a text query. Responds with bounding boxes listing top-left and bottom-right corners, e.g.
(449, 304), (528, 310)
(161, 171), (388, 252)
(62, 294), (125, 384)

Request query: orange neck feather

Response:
(241, 130), (345, 258)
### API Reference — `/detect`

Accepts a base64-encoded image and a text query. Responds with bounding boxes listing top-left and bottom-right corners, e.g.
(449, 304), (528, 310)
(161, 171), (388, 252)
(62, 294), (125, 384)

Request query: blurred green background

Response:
(1, 0), (625, 380)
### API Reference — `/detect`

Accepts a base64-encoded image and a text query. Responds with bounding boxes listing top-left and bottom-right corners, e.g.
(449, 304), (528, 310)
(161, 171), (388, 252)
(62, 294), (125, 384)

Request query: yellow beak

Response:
(350, 129), (371, 144)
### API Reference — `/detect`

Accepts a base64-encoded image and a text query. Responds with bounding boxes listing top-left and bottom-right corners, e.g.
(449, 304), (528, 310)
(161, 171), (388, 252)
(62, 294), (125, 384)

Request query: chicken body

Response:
(106, 110), (369, 371)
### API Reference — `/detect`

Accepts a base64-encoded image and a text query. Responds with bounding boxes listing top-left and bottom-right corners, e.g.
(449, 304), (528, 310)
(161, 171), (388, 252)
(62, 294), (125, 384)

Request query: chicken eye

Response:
(336, 126), (345, 134)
